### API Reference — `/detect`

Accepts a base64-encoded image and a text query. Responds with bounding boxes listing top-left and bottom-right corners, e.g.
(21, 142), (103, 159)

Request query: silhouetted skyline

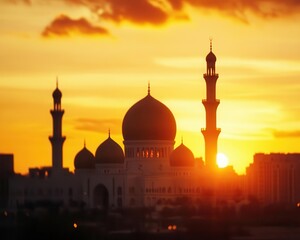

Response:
(1, 1), (300, 175)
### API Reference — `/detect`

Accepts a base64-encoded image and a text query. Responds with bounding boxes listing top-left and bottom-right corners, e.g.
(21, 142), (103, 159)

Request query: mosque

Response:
(7, 43), (240, 210)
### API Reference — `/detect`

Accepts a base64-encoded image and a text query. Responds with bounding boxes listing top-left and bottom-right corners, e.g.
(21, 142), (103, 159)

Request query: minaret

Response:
(49, 80), (66, 172)
(201, 40), (221, 170)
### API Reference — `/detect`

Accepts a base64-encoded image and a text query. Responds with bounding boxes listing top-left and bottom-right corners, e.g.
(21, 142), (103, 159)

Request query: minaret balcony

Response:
(203, 73), (219, 78)
(202, 99), (220, 104)
(201, 128), (221, 132)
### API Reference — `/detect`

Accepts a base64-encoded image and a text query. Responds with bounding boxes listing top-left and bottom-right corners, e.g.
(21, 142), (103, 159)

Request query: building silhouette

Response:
(7, 43), (300, 212)
(4, 43), (241, 211)
(201, 40), (221, 170)
(247, 153), (300, 205)
(0, 154), (14, 209)
(49, 80), (66, 173)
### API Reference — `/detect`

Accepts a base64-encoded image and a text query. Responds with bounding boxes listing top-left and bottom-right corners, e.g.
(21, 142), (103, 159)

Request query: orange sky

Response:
(1, 0), (300, 175)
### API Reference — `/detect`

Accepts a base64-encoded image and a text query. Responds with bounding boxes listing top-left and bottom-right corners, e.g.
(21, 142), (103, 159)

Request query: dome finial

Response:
(56, 76), (59, 88)
(209, 37), (213, 52)
(148, 82), (151, 95)
(108, 128), (111, 138)
(84, 139), (86, 148)
(181, 136), (183, 144)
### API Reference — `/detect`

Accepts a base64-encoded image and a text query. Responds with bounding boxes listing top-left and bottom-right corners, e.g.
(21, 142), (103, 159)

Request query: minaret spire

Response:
(49, 81), (66, 173)
(201, 41), (221, 170)
(210, 37), (213, 52)
(148, 82), (151, 95)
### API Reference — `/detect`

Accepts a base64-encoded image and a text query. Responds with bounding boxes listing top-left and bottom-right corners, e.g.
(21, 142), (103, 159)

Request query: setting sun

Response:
(217, 153), (229, 168)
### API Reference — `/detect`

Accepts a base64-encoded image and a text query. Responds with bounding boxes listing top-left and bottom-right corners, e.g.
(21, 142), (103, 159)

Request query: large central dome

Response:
(122, 92), (176, 141)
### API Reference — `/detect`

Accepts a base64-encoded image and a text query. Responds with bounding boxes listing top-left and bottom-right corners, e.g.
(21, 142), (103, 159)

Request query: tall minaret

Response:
(49, 80), (66, 172)
(201, 40), (221, 170)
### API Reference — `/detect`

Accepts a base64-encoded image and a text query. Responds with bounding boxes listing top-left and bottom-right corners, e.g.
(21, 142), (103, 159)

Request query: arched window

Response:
(155, 148), (160, 158)
(93, 184), (109, 209)
(150, 148), (154, 158)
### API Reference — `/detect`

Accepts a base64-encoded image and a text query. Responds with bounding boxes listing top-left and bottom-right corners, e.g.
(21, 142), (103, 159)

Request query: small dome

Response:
(74, 146), (95, 169)
(95, 136), (124, 164)
(206, 51), (216, 63)
(122, 93), (176, 141)
(170, 143), (194, 167)
(52, 87), (62, 100)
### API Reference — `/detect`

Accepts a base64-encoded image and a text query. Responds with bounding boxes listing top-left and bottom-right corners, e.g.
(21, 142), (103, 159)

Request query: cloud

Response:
(67, 0), (172, 25)
(74, 118), (121, 133)
(42, 15), (110, 38)
(273, 130), (300, 138)
(8, 0), (300, 23)
(64, 0), (300, 25)
(185, 0), (300, 21)
(8, 0), (300, 36)
(5, 0), (31, 4)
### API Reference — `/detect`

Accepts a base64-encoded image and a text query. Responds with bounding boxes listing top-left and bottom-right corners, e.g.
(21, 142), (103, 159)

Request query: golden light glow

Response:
(217, 153), (229, 168)
(0, 1), (300, 176)
(167, 225), (177, 231)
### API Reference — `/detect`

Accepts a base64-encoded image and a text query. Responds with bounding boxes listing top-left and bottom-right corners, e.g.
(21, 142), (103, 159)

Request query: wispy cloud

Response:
(273, 129), (300, 138)
(64, 0), (300, 24)
(155, 56), (300, 72)
(5, 0), (31, 4)
(185, 0), (300, 21)
(74, 118), (121, 133)
(8, 0), (300, 37)
(65, 0), (180, 25)
(42, 15), (110, 38)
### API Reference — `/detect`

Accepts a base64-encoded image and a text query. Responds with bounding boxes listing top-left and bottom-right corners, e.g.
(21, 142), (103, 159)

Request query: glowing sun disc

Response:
(217, 153), (229, 168)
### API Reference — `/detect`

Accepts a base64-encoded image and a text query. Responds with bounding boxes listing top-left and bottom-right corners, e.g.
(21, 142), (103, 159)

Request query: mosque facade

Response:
(7, 44), (240, 211)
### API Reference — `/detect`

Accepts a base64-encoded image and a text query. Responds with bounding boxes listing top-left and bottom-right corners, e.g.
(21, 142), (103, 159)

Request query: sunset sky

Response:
(1, 0), (300, 175)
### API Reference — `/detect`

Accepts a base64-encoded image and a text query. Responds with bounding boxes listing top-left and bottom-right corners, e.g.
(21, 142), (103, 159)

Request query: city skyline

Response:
(1, 1), (300, 175)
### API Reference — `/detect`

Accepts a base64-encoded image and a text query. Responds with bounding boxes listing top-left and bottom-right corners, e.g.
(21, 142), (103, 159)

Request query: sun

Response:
(217, 153), (229, 168)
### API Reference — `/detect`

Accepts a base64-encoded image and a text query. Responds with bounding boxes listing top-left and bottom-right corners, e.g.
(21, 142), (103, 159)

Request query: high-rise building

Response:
(247, 153), (300, 205)
(0, 154), (14, 208)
